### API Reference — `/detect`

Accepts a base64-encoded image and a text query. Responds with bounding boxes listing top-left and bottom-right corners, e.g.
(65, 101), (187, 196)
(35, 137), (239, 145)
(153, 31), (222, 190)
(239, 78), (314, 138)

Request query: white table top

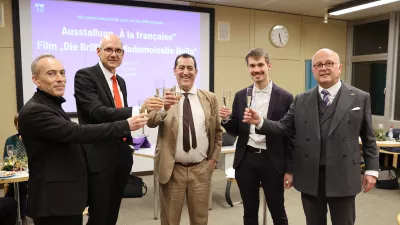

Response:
(0, 171), (29, 184)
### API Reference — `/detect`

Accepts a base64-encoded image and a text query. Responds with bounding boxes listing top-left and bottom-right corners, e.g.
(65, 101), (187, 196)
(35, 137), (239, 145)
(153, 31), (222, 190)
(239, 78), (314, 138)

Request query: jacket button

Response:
(343, 138), (347, 141)
(348, 121), (352, 124)
(304, 121), (307, 124)
(306, 138), (310, 141)
(304, 154), (308, 158)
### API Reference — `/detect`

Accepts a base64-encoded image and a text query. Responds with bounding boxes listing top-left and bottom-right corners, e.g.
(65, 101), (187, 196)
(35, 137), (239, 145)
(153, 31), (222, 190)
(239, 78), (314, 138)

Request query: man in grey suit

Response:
(243, 48), (379, 225)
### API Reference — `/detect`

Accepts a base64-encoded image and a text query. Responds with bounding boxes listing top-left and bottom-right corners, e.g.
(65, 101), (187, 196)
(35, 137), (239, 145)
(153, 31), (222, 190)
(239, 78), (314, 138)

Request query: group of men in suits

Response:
(17, 31), (377, 225)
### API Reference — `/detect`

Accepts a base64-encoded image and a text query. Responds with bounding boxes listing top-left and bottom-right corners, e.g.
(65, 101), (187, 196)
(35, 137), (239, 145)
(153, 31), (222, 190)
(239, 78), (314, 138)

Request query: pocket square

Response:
(351, 107), (361, 111)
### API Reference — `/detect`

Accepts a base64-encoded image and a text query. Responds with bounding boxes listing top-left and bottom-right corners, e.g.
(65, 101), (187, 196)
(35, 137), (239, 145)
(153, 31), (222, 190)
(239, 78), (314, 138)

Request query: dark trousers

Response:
(86, 150), (133, 225)
(235, 148), (288, 225)
(5, 181), (28, 217)
(34, 215), (82, 225)
(301, 167), (356, 225)
(0, 197), (17, 225)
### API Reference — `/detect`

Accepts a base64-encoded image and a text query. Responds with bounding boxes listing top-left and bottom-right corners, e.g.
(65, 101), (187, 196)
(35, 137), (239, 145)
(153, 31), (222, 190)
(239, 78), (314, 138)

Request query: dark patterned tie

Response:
(321, 89), (330, 106)
(183, 93), (197, 152)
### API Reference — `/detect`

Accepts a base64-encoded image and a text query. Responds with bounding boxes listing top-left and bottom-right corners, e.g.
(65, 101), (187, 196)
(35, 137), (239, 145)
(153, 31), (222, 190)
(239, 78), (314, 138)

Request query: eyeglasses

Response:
(313, 61), (337, 70)
(99, 48), (124, 56)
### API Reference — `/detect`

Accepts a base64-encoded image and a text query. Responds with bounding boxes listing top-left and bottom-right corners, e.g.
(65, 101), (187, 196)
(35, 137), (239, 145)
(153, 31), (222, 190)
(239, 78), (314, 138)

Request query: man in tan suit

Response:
(147, 53), (223, 225)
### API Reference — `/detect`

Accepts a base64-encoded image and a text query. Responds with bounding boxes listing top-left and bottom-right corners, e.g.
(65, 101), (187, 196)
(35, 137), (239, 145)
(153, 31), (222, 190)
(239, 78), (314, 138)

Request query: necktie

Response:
(182, 93), (197, 152)
(111, 75), (123, 108)
(321, 89), (330, 106)
(112, 75), (126, 141)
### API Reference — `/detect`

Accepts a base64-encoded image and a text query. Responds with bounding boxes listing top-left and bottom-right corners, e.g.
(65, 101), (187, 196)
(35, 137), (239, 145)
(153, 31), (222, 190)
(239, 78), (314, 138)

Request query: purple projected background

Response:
(31, 0), (201, 113)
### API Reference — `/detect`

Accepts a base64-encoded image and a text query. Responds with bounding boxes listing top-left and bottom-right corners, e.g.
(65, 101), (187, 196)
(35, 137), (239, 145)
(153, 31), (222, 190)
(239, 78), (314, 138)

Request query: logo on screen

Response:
(35, 3), (45, 12)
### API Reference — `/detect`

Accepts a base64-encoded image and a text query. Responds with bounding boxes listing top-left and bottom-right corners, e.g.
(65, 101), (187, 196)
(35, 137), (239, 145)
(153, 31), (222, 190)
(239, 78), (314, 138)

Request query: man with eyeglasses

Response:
(74, 34), (163, 225)
(243, 48), (379, 225)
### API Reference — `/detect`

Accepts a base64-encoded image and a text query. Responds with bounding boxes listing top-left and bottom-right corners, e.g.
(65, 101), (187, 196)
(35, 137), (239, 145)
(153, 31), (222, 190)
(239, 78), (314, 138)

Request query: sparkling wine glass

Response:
(138, 100), (148, 137)
(222, 90), (231, 121)
(155, 79), (165, 99)
(246, 87), (254, 108)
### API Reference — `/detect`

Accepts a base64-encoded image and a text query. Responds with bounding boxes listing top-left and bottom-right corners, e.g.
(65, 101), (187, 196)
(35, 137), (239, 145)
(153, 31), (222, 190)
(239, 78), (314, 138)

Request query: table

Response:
(360, 140), (400, 168)
(132, 145), (236, 220)
(0, 171), (29, 225)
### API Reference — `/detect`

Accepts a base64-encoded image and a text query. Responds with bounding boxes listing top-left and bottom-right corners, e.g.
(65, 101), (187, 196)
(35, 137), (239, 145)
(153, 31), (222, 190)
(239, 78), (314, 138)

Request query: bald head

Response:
(311, 48), (342, 89)
(312, 48), (340, 65)
(97, 34), (124, 74)
(99, 34), (123, 48)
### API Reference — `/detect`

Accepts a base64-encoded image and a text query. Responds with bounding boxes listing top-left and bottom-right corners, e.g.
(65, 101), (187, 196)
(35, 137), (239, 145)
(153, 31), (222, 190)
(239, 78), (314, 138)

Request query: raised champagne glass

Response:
(222, 90), (231, 121)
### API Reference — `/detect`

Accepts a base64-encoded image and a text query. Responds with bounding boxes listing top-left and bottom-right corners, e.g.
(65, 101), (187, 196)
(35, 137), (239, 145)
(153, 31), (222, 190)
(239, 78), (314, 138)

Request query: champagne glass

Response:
(6, 145), (14, 160)
(138, 100), (148, 137)
(222, 90), (231, 121)
(155, 79), (165, 99)
(246, 88), (254, 108)
(174, 86), (182, 101)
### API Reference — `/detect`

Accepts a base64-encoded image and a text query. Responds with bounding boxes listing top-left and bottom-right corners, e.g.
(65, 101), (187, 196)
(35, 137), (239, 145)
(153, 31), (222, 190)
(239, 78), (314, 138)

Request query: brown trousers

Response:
(160, 160), (213, 225)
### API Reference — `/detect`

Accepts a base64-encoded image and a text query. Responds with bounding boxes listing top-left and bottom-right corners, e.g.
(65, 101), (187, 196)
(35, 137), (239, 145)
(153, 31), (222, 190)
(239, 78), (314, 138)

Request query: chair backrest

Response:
(222, 132), (237, 146)
(386, 128), (400, 139)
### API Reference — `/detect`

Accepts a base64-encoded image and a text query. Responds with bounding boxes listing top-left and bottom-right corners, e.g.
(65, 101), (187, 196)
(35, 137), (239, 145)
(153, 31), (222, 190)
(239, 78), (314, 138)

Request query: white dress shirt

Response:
(247, 81), (273, 150)
(99, 62), (138, 115)
(99, 62), (125, 106)
(317, 79), (341, 105)
(175, 85), (209, 164)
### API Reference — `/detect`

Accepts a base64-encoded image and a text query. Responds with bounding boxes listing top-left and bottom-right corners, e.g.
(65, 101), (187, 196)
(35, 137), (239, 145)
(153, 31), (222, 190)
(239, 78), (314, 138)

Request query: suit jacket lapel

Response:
(95, 63), (115, 107)
(328, 84), (355, 136)
(307, 87), (321, 139)
(267, 84), (279, 120)
(197, 90), (211, 133)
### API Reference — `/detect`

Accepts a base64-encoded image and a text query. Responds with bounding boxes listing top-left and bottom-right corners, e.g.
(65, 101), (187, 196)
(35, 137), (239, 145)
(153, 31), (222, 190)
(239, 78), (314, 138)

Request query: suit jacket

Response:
(147, 88), (223, 184)
(74, 63), (133, 173)
(18, 90), (130, 219)
(259, 83), (379, 197)
(223, 83), (294, 174)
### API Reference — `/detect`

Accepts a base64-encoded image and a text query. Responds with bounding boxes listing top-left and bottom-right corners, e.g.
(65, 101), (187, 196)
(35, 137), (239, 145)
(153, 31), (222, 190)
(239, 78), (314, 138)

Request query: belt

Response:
(246, 146), (266, 154)
(175, 159), (204, 167)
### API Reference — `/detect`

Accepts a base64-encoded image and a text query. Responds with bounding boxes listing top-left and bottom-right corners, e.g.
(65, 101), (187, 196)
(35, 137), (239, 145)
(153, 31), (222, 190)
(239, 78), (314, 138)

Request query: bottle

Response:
(388, 125), (394, 141)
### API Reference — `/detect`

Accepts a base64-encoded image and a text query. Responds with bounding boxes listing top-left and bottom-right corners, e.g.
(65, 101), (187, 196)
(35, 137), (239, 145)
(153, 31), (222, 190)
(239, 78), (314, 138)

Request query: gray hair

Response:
(245, 48), (271, 65)
(31, 54), (56, 76)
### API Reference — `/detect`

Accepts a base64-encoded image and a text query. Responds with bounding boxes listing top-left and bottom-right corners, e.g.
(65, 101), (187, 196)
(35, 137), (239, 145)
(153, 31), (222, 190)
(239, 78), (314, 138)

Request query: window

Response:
(352, 61), (387, 116)
(353, 20), (389, 56)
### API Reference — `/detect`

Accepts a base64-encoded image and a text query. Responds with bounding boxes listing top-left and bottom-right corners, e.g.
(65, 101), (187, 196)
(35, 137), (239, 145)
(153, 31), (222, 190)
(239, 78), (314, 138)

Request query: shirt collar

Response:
(254, 80), (272, 93)
(99, 61), (114, 80)
(177, 85), (197, 95)
(318, 80), (341, 97)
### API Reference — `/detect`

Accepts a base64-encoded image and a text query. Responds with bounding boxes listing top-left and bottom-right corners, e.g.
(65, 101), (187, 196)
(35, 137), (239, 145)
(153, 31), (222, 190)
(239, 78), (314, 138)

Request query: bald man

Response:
(74, 34), (163, 225)
(243, 48), (379, 225)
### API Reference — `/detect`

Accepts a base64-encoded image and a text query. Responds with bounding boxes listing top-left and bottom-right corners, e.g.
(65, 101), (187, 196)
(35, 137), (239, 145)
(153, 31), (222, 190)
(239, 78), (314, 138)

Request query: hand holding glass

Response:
(246, 88), (253, 108)
(222, 90), (231, 121)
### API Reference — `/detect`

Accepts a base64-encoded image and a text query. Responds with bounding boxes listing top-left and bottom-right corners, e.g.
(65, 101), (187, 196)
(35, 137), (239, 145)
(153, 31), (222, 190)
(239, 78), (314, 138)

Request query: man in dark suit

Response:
(18, 54), (148, 225)
(219, 48), (294, 225)
(74, 34), (163, 225)
(244, 48), (379, 225)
